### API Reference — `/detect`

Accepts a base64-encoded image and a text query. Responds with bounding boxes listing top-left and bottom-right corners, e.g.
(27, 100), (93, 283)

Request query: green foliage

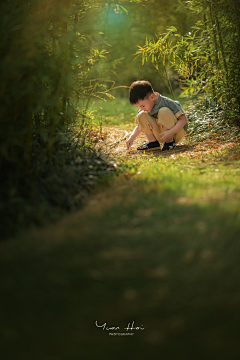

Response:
(89, 0), (199, 96)
(136, 0), (240, 123)
(0, 129), (123, 240)
(0, 0), (108, 173)
(0, 0), (124, 238)
(186, 99), (240, 141)
(135, 27), (178, 97)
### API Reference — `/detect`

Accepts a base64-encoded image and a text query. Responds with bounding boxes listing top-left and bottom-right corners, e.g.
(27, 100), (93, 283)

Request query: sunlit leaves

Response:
(136, 0), (240, 116)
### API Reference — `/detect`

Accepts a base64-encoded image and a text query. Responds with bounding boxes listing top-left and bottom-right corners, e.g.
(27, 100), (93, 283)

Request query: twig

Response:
(108, 130), (129, 149)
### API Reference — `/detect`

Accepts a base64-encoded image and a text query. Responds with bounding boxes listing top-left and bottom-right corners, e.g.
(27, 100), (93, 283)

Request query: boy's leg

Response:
(157, 107), (186, 144)
(136, 111), (163, 144)
(162, 125), (173, 141)
(145, 133), (158, 142)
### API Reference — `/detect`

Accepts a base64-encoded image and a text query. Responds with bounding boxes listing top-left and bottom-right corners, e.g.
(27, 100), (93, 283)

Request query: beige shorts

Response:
(136, 107), (186, 144)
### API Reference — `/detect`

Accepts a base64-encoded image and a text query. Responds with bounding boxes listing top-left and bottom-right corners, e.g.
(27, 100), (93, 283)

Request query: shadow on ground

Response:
(1, 164), (240, 360)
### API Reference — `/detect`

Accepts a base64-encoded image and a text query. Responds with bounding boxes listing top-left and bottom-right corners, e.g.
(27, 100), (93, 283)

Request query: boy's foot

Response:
(162, 140), (175, 151)
(137, 140), (161, 151)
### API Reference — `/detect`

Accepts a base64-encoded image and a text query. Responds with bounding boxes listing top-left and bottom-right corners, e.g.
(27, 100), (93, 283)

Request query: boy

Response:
(126, 80), (188, 151)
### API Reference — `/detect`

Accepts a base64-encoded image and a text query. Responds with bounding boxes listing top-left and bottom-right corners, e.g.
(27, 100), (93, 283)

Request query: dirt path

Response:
(96, 125), (237, 159)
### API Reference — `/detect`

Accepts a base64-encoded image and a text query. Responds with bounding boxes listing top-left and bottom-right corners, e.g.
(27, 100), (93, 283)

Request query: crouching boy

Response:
(126, 80), (188, 151)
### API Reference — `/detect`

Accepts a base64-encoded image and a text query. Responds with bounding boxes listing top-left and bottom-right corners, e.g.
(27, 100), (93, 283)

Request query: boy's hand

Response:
(126, 137), (134, 149)
(159, 129), (174, 143)
(126, 125), (141, 149)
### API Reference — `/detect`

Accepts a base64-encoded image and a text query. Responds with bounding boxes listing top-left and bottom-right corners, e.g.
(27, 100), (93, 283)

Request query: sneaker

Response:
(137, 140), (161, 151)
(162, 140), (175, 151)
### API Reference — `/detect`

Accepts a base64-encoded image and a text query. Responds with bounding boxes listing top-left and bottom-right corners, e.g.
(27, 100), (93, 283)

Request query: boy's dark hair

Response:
(129, 80), (154, 104)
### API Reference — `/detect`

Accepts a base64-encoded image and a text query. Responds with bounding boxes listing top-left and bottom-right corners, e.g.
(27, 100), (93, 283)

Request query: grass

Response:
(89, 97), (136, 128)
(1, 98), (240, 360)
(89, 93), (191, 128)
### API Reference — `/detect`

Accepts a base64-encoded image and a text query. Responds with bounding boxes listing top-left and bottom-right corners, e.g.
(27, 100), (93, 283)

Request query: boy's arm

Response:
(126, 125), (142, 149)
(159, 114), (187, 143)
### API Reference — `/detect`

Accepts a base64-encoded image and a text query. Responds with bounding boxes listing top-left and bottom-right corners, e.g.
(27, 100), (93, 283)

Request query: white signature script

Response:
(95, 321), (145, 331)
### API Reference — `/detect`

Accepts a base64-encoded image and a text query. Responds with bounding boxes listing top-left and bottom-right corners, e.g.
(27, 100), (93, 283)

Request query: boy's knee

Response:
(137, 112), (151, 127)
(157, 107), (177, 128)
(137, 111), (148, 121)
(136, 112), (156, 134)
(158, 107), (174, 116)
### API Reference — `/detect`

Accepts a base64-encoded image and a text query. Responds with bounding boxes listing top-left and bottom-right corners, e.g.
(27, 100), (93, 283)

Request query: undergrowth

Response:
(185, 97), (240, 142)
(0, 129), (130, 241)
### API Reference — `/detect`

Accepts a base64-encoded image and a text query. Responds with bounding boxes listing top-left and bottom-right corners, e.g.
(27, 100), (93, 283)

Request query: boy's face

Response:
(134, 93), (156, 112)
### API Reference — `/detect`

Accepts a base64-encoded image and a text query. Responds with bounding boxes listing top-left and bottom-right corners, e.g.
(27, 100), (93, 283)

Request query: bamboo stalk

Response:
(209, 2), (219, 70)
(214, 10), (229, 82)
(203, 12), (216, 98)
(234, 0), (240, 45)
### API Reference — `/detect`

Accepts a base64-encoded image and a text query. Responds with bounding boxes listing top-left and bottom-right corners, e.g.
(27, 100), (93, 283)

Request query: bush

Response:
(185, 97), (240, 141)
(0, 128), (123, 240)
(0, 0), (118, 239)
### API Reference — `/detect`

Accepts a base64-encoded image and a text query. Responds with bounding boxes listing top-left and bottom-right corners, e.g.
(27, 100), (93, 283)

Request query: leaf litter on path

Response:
(95, 124), (240, 160)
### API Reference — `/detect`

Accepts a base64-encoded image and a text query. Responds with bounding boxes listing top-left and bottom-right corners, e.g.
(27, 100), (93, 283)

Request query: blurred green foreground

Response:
(1, 142), (240, 360)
